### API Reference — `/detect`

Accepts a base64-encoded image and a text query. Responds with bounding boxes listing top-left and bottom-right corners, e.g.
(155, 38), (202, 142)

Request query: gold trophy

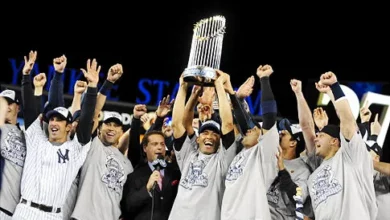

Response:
(183, 15), (226, 86)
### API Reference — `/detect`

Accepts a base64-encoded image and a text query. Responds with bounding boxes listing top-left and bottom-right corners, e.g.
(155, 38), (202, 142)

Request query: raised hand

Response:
(33, 73), (47, 88)
(359, 101), (372, 123)
(198, 87), (215, 106)
(74, 80), (88, 94)
(276, 146), (285, 171)
(256, 64), (273, 78)
(80, 59), (101, 87)
(290, 79), (302, 94)
(133, 104), (147, 119)
(156, 95), (174, 117)
(53, 55), (67, 73)
(179, 73), (188, 87)
(236, 76), (254, 99)
(313, 107), (328, 130)
(371, 114), (382, 136)
(140, 114), (150, 124)
(315, 82), (331, 93)
(107, 64), (123, 83)
(191, 85), (202, 96)
(215, 69), (234, 94)
(319, 71), (338, 86)
(23, 50), (37, 75)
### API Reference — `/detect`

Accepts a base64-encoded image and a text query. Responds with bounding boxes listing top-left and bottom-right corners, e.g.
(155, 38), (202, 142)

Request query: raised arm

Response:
(214, 70), (234, 135)
(69, 80), (87, 115)
(257, 65), (277, 133)
(33, 73), (47, 118)
(92, 64), (123, 133)
(358, 102), (372, 136)
(76, 59), (99, 145)
(172, 74), (188, 139)
(319, 72), (357, 139)
(48, 55), (67, 108)
(148, 95), (174, 133)
(127, 104), (147, 168)
(183, 86), (202, 135)
(21, 51), (39, 129)
(290, 79), (316, 154)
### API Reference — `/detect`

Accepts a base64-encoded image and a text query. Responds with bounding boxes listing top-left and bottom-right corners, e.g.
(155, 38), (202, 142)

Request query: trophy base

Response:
(183, 65), (216, 87)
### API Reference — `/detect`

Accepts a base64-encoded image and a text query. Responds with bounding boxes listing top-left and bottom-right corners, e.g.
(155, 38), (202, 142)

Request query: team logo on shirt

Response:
(226, 152), (246, 182)
(102, 155), (125, 194)
(1, 128), (26, 167)
(57, 149), (70, 163)
(180, 158), (209, 189)
(312, 165), (342, 208)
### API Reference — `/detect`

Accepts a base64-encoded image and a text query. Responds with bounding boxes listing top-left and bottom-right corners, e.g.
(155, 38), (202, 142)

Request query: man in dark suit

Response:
(121, 130), (180, 220)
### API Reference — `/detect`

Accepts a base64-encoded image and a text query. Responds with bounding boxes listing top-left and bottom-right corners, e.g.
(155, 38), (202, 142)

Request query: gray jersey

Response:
(62, 171), (80, 220)
(221, 124), (279, 220)
(0, 124), (26, 213)
(307, 131), (378, 220)
(267, 157), (311, 220)
(169, 134), (237, 220)
(71, 137), (133, 220)
(374, 172), (390, 220)
(12, 118), (91, 220)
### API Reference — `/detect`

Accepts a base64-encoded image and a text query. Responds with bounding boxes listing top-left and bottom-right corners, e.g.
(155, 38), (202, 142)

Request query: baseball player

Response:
(221, 65), (279, 220)
(11, 55), (98, 220)
(168, 71), (236, 220)
(306, 72), (377, 219)
(70, 112), (133, 220)
(266, 117), (311, 220)
(0, 91), (26, 220)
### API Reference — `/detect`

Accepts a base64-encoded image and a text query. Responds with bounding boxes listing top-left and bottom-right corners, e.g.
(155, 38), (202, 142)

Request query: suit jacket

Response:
(121, 162), (181, 220)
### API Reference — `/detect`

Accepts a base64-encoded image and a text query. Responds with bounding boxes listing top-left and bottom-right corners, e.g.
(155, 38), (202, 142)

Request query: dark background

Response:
(1, 2), (389, 160)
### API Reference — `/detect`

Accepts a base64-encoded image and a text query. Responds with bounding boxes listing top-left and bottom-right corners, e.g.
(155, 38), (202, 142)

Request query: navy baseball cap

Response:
(279, 118), (305, 154)
(199, 120), (221, 135)
(320, 124), (340, 141)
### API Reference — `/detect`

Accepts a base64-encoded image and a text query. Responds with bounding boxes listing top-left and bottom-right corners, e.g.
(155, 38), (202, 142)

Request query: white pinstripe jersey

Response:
(13, 117), (91, 219)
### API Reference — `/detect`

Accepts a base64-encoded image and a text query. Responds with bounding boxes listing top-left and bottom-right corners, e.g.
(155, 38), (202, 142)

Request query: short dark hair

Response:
(142, 130), (165, 147)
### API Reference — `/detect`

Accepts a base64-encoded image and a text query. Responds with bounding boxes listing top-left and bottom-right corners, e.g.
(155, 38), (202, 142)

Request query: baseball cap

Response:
(46, 107), (73, 123)
(198, 119), (221, 135)
(0, 89), (19, 104)
(320, 124), (341, 141)
(279, 118), (305, 154)
(103, 112), (123, 126)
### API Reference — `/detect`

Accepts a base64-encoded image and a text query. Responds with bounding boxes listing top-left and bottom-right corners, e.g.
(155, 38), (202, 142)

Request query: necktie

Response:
(158, 170), (163, 190)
